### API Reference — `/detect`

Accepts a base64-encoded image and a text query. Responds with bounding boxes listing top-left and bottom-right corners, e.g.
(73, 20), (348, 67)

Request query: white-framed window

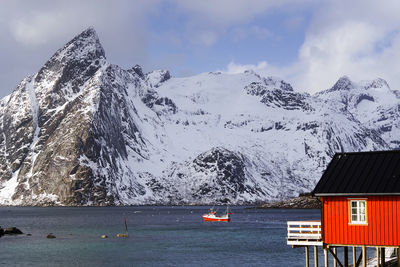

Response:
(349, 199), (367, 224)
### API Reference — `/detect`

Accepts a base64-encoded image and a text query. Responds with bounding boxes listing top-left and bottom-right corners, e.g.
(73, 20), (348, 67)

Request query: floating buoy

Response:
(101, 235), (108, 239)
(116, 233), (128, 238)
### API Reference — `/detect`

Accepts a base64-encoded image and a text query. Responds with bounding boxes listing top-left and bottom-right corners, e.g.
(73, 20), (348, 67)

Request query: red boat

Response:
(202, 206), (231, 222)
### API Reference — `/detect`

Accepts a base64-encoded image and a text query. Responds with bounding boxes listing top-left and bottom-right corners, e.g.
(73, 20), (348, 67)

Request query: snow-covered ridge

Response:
(0, 28), (397, 205)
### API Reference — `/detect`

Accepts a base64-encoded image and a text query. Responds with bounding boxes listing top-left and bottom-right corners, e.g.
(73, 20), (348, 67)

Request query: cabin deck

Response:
(287, 220), (322, 246)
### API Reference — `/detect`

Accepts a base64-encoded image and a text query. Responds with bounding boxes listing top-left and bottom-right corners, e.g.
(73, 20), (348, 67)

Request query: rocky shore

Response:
(256, 195), (321, 209)
(0, 227), (23, 237)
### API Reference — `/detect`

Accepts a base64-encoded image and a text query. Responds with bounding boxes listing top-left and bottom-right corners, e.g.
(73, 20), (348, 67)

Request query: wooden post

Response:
(306, 246), (310, 267)
(362, 246), (367, 267)
(398, 247), (400, 267)
(325, 248), (329, 267)
(381, 247), (385, 267)
(315, 246), (319, 267)
(344, 247), (348, 267)
(376, 247), (380, 267)
(333, 247), (337, 267)
(328, 248), (344, 267)
(353, 247), (356, 267)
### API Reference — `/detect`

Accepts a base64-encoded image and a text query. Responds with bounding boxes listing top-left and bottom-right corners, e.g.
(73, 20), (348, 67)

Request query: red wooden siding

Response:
(322, 196), (400, 246)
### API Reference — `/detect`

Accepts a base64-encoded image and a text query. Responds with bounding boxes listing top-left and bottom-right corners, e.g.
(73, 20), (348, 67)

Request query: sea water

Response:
(0, 206), (321, 266)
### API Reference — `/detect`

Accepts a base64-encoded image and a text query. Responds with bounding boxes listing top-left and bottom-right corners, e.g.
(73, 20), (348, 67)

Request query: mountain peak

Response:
(330, 76), (353, 91)
(42, 27), (105, 67)
(58, 26), (105, 61)
(363, 78), (390, 90)
(81, 26), (97, 36)
(317, 76), (355, 95)
(35, 27), (106, 85)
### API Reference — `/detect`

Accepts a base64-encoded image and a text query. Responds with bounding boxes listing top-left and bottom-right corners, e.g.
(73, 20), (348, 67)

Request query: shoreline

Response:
(0, 198), (321, 209)
(255, 196), (321, 209)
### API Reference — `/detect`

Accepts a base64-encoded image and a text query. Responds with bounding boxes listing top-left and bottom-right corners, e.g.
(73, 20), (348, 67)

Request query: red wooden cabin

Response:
(288, 151), (400, 267)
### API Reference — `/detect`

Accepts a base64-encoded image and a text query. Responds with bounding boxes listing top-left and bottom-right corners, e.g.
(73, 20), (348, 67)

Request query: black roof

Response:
(313, 150), (400, 196)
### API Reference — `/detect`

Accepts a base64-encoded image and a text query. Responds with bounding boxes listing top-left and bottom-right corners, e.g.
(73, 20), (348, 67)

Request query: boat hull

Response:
(202, 215), (230, 222)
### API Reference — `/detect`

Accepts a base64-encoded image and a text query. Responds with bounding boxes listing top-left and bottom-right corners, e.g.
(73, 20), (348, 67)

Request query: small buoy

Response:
(47, 233), (56, 239)
(116, 233), (128, 238)
(101, 235), (108, 239)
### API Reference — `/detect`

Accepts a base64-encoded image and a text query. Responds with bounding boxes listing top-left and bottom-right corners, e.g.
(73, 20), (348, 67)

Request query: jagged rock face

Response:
(0, 28), (158, 205)
(146, 70), (171, 88)
(0, 28), (111, 205)
(245, 82), (312, 111)
(0, 28), (398, 206)
(167, 147), (249, 204)
(129, 64), (145, 79)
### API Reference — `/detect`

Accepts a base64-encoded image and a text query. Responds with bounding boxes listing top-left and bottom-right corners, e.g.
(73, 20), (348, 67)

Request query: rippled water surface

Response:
(0, 206), (321, 266)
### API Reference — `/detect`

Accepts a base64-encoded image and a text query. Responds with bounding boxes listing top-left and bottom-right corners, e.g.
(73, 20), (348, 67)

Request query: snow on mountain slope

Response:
(0, 28), (394, 205)
(148, 71), (386, 203)
(317, 76), (400, 149)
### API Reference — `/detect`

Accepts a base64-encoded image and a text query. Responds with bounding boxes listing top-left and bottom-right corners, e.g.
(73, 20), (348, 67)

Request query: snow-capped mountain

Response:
(0, 28), (397, 205)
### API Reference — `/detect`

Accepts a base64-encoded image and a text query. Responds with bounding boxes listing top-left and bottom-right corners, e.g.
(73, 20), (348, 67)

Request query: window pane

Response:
(360, 207), (366, 213)
(349, 200), (368, 223)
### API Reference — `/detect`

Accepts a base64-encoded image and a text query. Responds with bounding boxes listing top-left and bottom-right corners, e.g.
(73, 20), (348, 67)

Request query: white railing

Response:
(287, 221), (323, 246)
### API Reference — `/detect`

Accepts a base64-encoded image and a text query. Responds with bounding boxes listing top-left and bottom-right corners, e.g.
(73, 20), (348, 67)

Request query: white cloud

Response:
(294, 1), (400, 92)
(222, 0), (400, 93)
(11, 10), (84, 45)
(294, 21), (384, 91)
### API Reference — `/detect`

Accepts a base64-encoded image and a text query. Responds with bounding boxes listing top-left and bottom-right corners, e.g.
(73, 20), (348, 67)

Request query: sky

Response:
(1, 0), (400, 97)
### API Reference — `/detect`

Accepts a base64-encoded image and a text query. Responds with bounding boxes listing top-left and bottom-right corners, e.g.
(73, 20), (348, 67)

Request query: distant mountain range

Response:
(0, 27), (397, 205)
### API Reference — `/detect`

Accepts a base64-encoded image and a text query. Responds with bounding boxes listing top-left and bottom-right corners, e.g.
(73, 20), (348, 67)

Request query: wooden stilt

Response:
(325, 248), (329, 267)
(333, 248), (337, 267)
(344, 247), (348, 267)
(376, 247), (380, 267)
(328, 248), (344, 267)
(381, 247), (385, 267)
(353, 247), (356, 267)
(362, 246), (366, 267)
(356, 252), (363, 267)
(314, 246), (319, 267)
(306, 246), (310, 267)
(398, 247), (400, 267)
